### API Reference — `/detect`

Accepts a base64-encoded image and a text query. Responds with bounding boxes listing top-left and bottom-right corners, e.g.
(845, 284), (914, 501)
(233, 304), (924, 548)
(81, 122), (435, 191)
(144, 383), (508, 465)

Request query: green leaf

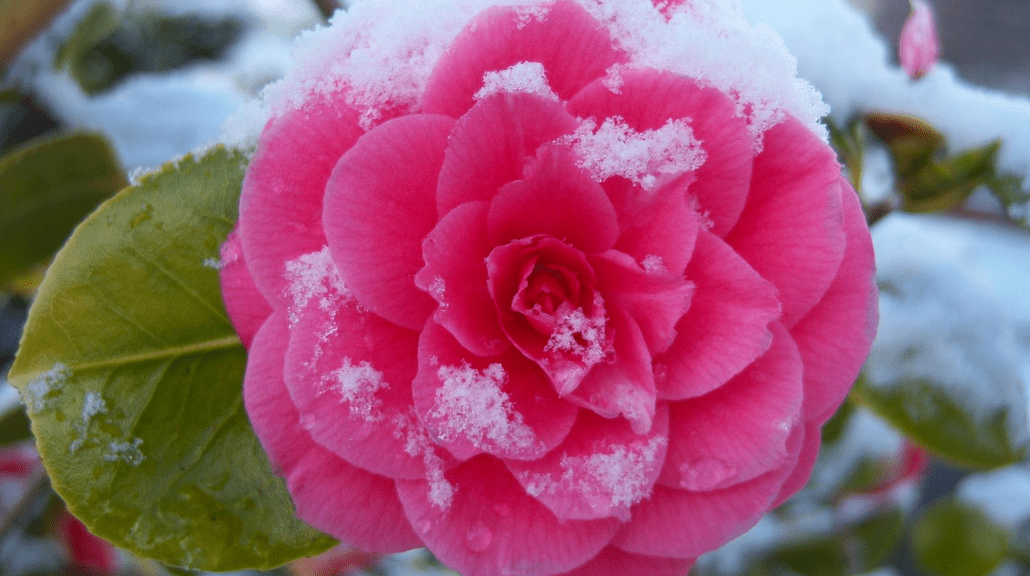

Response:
(7, 147), (335, 570)
(826, 117), (865, 194)
(913, 498), (1010, 576)
(0, 132), (128, 288)
(0, 403), (32, 447)
(53, 2), (121, 73)
(900, 140), (1000, 213)
(852, 376), (1026, 470)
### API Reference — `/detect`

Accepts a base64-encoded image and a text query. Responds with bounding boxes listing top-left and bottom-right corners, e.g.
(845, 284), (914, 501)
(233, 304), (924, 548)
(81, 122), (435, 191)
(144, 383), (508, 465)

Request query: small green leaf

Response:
(901, 140), (1000, 213)
(865, 112), (945, 176)
(826, 117), (865, 194)
(0, 403), (32, 447)
(53, 1), (121, 72)
(852, 376), (1025, 470)
(913, 498), (1010, 576)
(0, 132), (128, 288)
(7, 147), (335, 570)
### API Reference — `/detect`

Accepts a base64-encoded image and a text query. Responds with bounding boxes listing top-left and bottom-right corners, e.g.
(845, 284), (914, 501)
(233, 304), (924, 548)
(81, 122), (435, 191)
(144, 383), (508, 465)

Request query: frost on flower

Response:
(224, 0), (877, 574)
(562, 116), (706, 190)
(430, 362), (536, 452)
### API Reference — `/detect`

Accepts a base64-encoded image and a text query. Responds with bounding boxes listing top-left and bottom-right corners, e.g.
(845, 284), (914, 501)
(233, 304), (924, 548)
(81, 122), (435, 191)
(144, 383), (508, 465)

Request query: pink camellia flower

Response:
(219, 0), (878, 574)
(899, 0), (940, 79)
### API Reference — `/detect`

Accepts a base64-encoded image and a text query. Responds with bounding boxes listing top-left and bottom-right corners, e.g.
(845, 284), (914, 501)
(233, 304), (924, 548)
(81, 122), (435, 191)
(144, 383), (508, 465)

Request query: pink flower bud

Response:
(899, 0), (939, 79)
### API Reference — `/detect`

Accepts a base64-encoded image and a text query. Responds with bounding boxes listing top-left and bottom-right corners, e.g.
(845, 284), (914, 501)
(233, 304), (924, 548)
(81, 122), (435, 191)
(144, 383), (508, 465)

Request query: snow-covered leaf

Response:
(7, 147), (335, 570)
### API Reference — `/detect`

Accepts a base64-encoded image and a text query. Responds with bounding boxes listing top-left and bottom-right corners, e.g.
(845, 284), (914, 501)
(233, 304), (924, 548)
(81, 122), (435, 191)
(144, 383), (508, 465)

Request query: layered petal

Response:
(422, 0), (625, 117)
(791, 183), (878, 423)
(590, 250), (694, 356)
(396, 456), (621, 576)
(413, 321), (579, 461)
(243, 312), (421, 552)
(416, 201), (508, 356)
(657, 231), (780, 400)
(506, 407), (669, 522)
(323, 114), (455, 330)
(612, 424), (804, 559)
(239, 94), (365, 309)
(658, 322), (802, 491)
(282, 272), (447, 480)
(557, 546), (695, 576)
(437, 93), (579, 216)
(219, 228), (272, 349)
(568, 69), (753, 236)
(488, 144), (619, 254)
(725, 117), (846, 328)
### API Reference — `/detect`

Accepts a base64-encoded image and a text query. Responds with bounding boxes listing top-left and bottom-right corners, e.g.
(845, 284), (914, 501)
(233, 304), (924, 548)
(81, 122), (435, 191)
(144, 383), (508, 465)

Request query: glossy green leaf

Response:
(913, 498), (1010, 576)
(852, 375), (1026, 470)
(7, 147), (335, 570)
(0, 132), (127, 288)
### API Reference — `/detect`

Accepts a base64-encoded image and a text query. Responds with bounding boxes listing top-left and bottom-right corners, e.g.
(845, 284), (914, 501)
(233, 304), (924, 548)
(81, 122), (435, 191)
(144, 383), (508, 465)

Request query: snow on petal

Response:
(474, 61), (559, 101)
(430, 362), (537, 453)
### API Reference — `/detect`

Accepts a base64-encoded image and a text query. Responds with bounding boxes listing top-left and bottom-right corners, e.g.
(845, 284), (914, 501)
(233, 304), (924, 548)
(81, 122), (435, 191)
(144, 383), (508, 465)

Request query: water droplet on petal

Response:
(679, 458), (738, 491)
(493, 502), (512, 517)
(417, 519), (433, 534)
(465, 521), (493, 552)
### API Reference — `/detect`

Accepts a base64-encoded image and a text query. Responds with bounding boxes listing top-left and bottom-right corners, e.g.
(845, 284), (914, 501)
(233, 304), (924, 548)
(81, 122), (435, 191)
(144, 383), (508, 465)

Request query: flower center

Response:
(487, 235), (612, 396)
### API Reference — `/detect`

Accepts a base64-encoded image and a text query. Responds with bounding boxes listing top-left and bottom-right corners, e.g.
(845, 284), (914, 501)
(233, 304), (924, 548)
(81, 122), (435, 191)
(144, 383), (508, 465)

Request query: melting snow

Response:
(22, 364), (71, 413)
(104, 438), (145, 466)
(561, 116), (706, 190)
(544, 308), (607, 366)
(641, 254), (665, 273)
(430, 362), (536, 452)
(475, 61), (558, 101)
(202, 257), (225, 270)
(283, 245), (350, 326)
(395, 411), (455, 510)
(70, 392), (109, 453)
(317, 358), (388, 422)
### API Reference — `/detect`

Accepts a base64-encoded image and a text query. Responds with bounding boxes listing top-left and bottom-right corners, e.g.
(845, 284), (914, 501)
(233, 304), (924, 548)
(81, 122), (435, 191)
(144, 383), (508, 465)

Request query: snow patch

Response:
(394, 412), (455, 510)
(70, 392), (109, 453)
(104, 438), (145, 466)
(545, 307), (607, 366)
(561, 116), (706, 190)
(641, 254), (665, 273)
(283, 246), (350, 326)
(430, 362), (536, 453)
(317, 358), (388, 422)
(474, 61), (557, 101)
(22, 364), (71, 413)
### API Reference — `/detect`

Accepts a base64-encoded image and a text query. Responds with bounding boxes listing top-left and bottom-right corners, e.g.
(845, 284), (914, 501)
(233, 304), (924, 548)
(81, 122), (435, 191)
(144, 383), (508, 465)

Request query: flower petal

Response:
(506, 407), (669, 522)
(414, 321), (579, 461)
(658, 322), (802, 491)
(488, 144), (619, 254)
(396, 456), (621, 576)
(282, 276), (447, 480)
(612, 424), (803, 559)
(323, 114), (456, 330)
(590, 250), (694, 356)
(566, 305), (657, 434)
(416, 201), (509, 356)
(568, 69), (753, 237)
(557, 546), (695, 576)
(791, 182), (878, 423)
(422, 0), (625, 117)
(606, 175), (701, 277)
(725, 117), (846, 328)
(771, 420), (820, 508)
(244, 311), (421, 552)
(657, 231), (780, 400)
(436, 93), (579, 216)
(219, 228), (272, 349)
(239, 96), (365, 309)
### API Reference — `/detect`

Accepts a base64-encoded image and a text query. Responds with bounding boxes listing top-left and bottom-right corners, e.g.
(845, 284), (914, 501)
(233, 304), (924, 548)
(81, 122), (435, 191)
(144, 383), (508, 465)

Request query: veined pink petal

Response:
(488, 144), (619, 254)
(589, 250), (694, 356)
(557, 546), (695, 576)
(282, 283), (445, 480)
(657, 231), (780, 400)
(413, 321), (579, 461)
(568, 69), (753, 237)
(416, 201), (509, 357)
(565, 306), (657, 434)
(239, 95), (365, 309)
(791, 181), (878, 423)
(323, 114), (455, 330)
(422, 0), (626, 117)
(506, 407), (669, 522)
(436, 93), (579, 217)
(899, 0), (939, 79)
(658, 322), (802, 491)
(244, 312), (421, 552)
(612, 424), (803, 559)
(396, 456), (621, 576)
(771, 421), (820, 508)
(219, 228), (272, 349)
(725, 117), (846, 328)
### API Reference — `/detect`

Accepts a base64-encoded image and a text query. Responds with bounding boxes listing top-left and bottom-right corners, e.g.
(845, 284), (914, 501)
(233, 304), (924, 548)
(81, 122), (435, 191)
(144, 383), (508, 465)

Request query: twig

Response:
(311, 0), (342, 21)
(0, 470), (51, 546)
